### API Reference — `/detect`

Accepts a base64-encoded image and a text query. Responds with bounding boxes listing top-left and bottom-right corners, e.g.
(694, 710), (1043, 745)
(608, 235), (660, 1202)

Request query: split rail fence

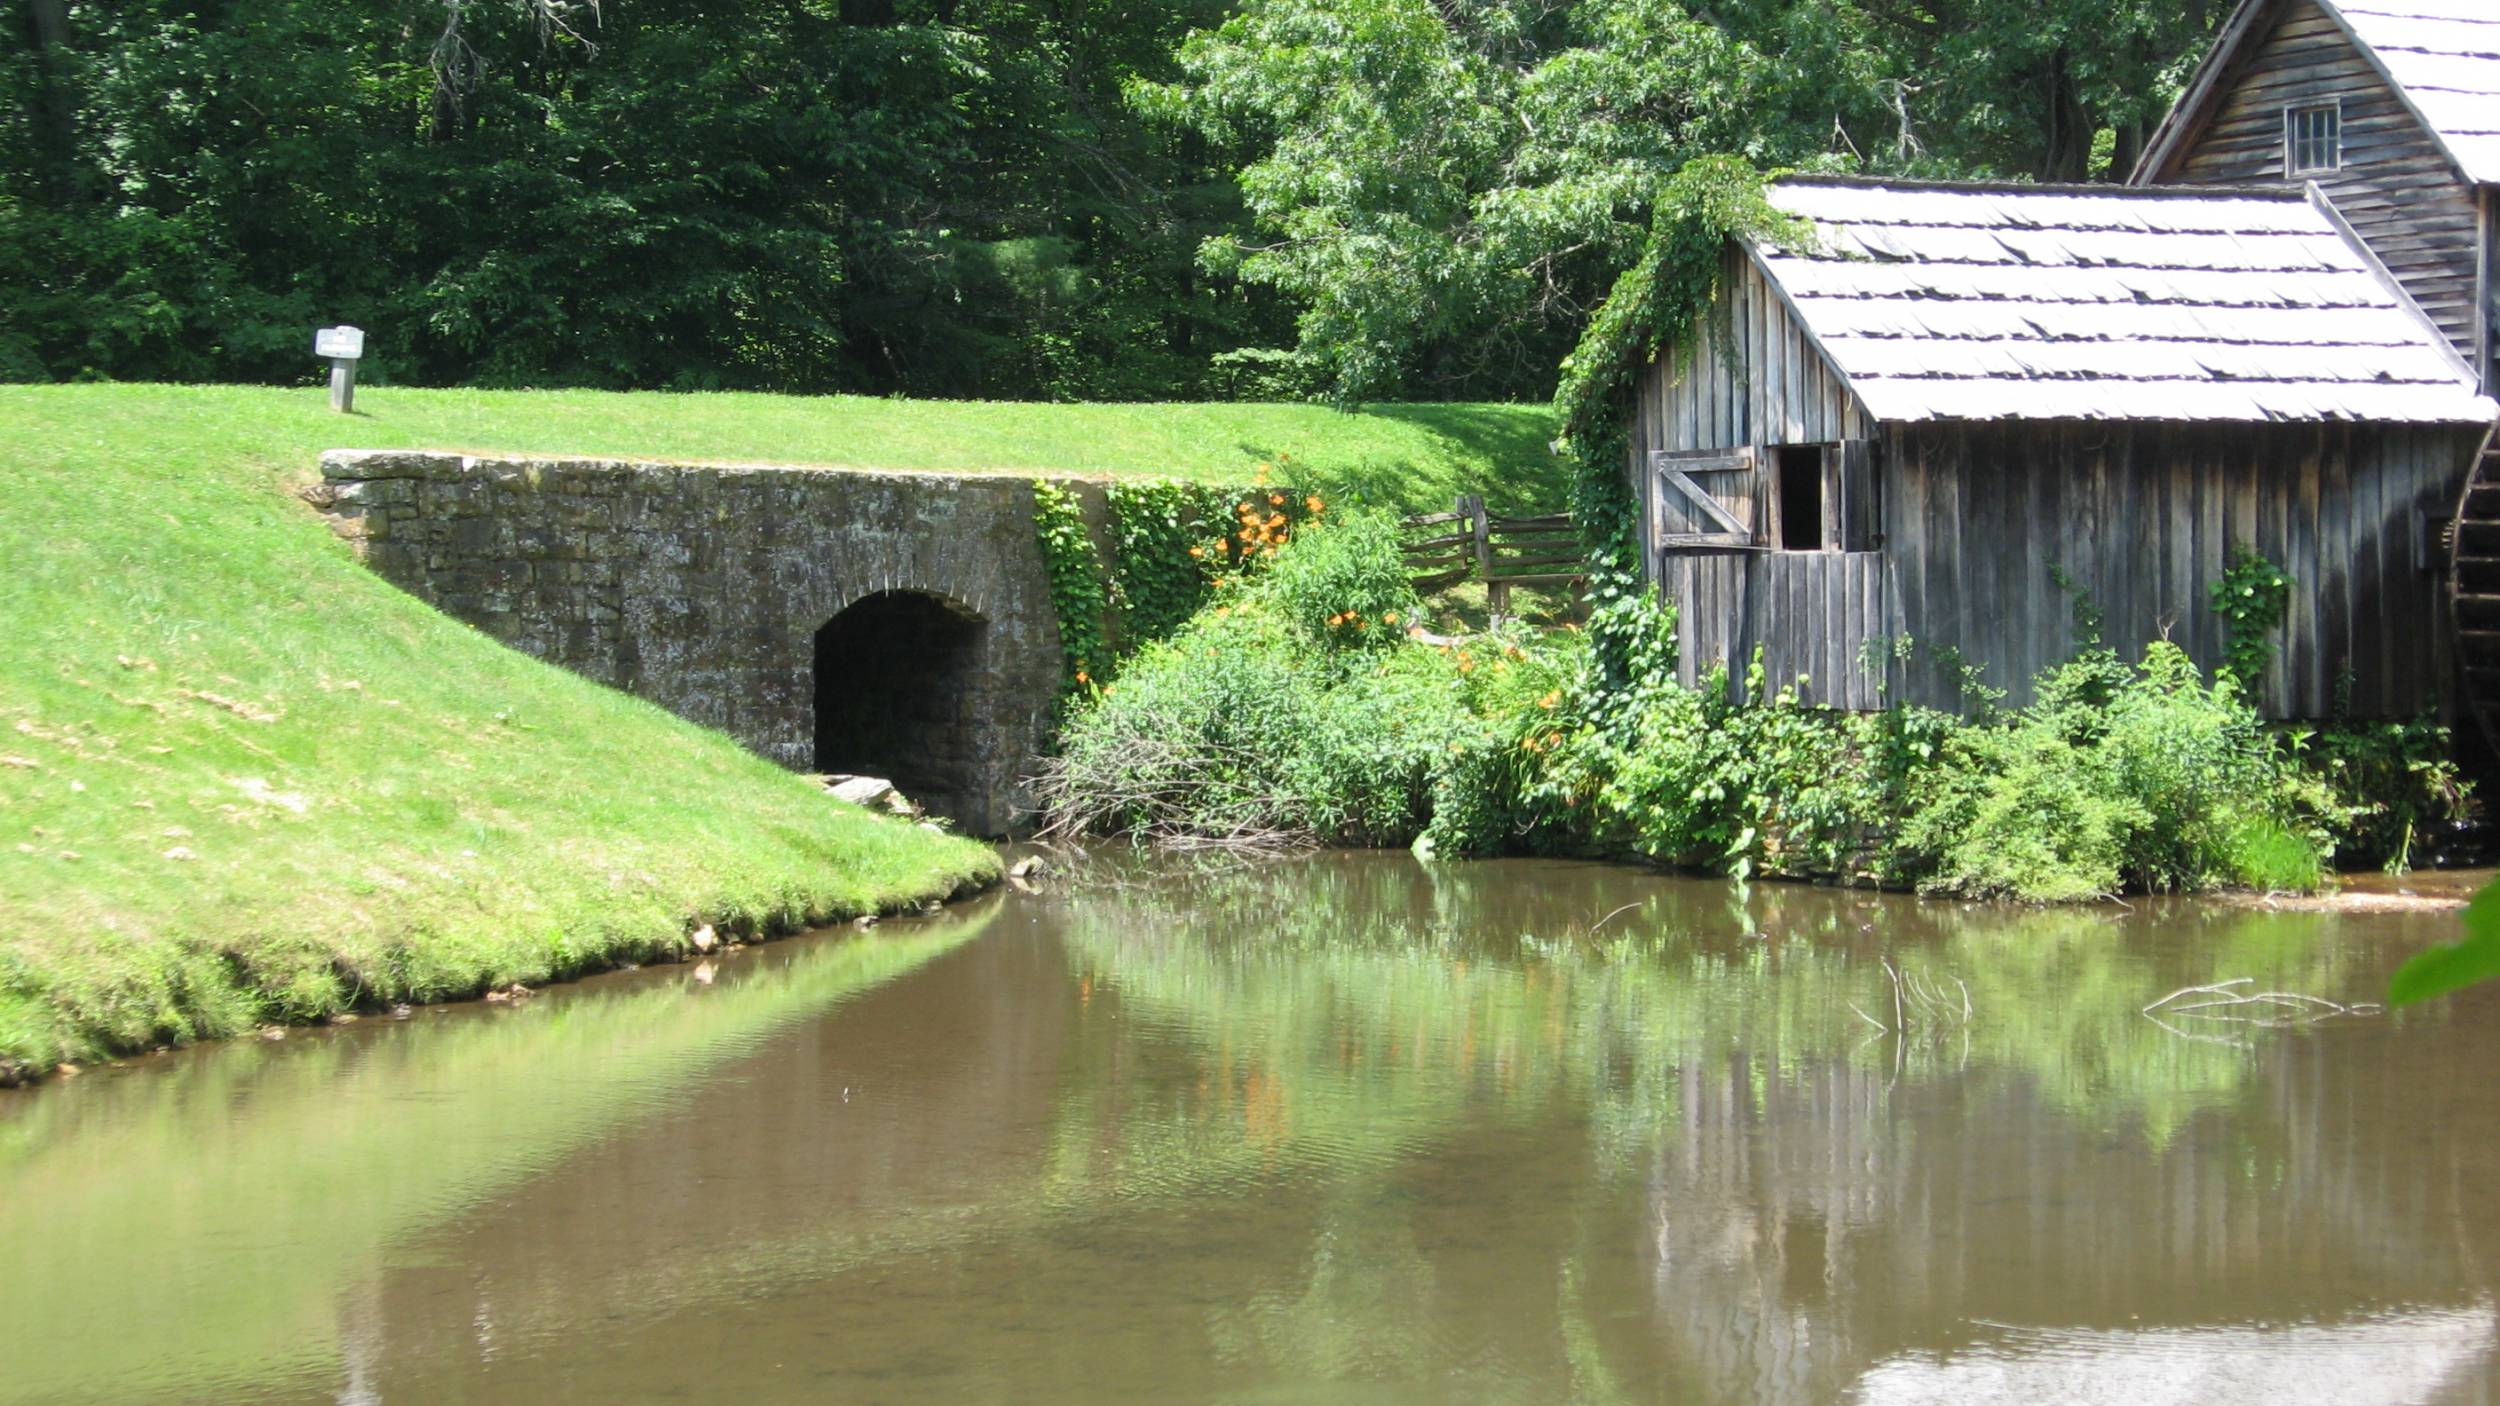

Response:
(1399, 495), (1582, 617)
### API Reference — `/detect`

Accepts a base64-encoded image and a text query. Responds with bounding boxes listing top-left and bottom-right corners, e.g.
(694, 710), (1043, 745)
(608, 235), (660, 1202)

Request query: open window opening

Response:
(1776, 445), (1829, 552)
(812, 591), (986, 823)
(1652, 441), (1876, 555)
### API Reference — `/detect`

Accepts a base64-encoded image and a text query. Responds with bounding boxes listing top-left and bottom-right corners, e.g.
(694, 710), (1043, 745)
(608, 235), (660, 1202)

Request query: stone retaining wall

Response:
(308, 450), (1097, 835)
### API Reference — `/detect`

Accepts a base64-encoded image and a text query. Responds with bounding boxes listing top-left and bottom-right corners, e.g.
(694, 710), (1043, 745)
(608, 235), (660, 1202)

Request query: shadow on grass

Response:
(1361, 402), (1568, 515)
(1224, 402), (1567, 517)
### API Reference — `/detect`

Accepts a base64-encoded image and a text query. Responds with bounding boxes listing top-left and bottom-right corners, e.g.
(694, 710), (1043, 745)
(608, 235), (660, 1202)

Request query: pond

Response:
(5, 854), (2499, 1404)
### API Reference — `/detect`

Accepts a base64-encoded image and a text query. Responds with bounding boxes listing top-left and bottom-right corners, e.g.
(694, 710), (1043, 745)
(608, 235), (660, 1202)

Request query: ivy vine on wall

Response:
(1107, 479), (1232, 645)
(1551, 155), (1800, 701)
(1031, 480), (1111, 701)
(2209, 543), (2293, 689)
(1034, 473), (1321, 710)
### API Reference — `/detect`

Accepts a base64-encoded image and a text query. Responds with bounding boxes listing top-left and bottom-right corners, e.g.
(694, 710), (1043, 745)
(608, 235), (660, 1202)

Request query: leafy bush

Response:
(1107, 480), (1232, 646)
(1893, 644), (2332, 899)
(1034, 596), (1467, 848)
(1894, 722), (2141, 901)
(1260, 510), (1424, 654)
(1424, 629), (1594, 857)
(1043, 495), (2425, 902)
(2297, 718), (2474, 872)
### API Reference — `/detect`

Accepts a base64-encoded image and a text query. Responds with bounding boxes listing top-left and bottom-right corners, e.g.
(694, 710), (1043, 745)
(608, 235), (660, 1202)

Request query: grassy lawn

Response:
(11, 383), (1565, 513)
(0, 382), (1550, 1079)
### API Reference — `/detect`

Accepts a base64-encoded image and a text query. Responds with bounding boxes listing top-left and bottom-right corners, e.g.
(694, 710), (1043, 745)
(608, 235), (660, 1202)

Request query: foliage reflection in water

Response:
(3, 856), (2496, 1405)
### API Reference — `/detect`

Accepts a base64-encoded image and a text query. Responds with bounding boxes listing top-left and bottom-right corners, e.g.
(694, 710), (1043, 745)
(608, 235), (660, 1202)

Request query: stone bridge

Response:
(309, 450), (1098, 836)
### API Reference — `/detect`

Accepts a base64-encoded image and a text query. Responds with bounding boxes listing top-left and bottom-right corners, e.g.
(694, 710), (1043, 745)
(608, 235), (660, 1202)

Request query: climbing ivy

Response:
(1107, 479), (1232, 646)
(1551, 156), (1801, 701)
(1035, 473), (1321, 707)
(2209, 544), (2293, 689)
(1032, 480), (1112, 701)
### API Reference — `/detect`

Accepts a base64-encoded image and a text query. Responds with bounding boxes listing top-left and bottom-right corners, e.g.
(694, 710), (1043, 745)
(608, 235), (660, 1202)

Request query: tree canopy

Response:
(1, 0), (2222, 400)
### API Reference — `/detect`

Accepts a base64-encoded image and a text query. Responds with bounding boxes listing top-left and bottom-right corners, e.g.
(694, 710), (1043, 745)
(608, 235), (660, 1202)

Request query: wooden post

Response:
(328, 358), (356, 414)
(1462, 494), (1503, 622)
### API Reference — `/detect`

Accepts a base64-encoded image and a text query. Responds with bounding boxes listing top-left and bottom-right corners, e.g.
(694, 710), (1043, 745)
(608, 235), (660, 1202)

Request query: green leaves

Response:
(1107, 479), (1231, 646)
(1032, 480), (1112, 701)
(2209, 545), (2294, 690)
(2389, 882), (2500, 1006)
(1142, 0), (1820, 402)
(1553, 155), (1792, 698)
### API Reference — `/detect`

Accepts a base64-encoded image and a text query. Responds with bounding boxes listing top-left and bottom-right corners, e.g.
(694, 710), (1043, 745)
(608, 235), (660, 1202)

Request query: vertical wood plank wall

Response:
(1630, 251), (2482, 720)
(2158, 0), (2484, 366)
(1633, 248), (1892, 709)
(1877, 421), (2477, 719)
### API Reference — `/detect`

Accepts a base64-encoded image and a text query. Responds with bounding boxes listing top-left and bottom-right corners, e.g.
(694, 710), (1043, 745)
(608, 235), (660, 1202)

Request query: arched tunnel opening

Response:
(812, 591), (988, 828)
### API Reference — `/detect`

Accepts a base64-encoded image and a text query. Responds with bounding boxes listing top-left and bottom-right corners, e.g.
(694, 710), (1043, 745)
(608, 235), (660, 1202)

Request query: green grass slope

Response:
(0, 384), (1552, 1076)
(16, 383), (1565, 512)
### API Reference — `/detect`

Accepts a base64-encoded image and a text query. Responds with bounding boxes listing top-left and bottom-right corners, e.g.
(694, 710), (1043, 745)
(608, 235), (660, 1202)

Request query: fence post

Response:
(1461, 494), (1506, 622)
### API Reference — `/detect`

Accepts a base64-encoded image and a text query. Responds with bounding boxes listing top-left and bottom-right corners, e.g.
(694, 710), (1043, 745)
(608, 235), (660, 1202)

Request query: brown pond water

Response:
(5, 854), (2500, 1405)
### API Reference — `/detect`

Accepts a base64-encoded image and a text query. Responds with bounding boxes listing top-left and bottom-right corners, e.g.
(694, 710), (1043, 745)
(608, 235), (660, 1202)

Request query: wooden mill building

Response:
(1636, 0), (2500, 725)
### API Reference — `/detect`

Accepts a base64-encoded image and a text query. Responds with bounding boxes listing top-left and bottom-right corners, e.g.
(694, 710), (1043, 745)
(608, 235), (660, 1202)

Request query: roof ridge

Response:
(1770, 173), (2307, 201)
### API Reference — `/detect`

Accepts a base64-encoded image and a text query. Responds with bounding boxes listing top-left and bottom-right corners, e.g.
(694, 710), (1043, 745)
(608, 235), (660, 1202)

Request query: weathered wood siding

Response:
(1631, 247), (1892, 709)
(1630, 246), (2480, 720)
(2158, 0), (2484, 368)
(1659, 552), (1893, 709)
(2486, 186), (2496, 389)
(1877, 420), (2478, 719)
(1633, 247), (1874, 454)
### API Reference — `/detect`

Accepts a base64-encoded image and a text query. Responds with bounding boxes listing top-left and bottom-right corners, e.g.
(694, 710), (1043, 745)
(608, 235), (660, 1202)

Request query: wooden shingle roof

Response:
(1750, 177), (2495, 426)
(2334, 0), (2500, 184)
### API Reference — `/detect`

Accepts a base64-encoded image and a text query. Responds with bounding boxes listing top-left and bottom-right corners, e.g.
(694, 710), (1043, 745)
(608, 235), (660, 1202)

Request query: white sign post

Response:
(314, 325), (365, 414)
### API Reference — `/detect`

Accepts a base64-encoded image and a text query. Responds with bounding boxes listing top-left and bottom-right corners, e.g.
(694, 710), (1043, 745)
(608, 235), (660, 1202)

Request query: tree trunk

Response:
(24, 0), (83, 199)
(2110, 119), (2146, 182)
(2039, 47), (2097, 182)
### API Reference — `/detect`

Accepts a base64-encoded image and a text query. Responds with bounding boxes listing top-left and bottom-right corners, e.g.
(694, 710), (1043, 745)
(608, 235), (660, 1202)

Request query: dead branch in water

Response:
(1855, 957), (1974, 1034)
(2142, 977), (2381, 1045)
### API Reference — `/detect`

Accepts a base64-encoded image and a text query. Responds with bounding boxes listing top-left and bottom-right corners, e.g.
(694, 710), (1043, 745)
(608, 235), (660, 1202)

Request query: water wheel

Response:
(2450, 427), (2500, 752)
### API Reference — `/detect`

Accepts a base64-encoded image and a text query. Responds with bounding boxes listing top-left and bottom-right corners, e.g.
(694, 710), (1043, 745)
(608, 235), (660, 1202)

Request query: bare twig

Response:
(2143, 978), (2380, 1032)
(1588, 902), (1641, 934)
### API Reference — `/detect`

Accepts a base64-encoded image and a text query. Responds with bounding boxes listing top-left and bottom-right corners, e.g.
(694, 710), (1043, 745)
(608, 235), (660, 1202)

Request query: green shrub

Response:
(1891, 643), (2333, 899)
(1299, 644), (1476, 843)
(1250, 507), (1430, 650)
(2297, 718), (2474, 872)
(2229, 813), (2328, 893)
(1035, 597), (1468, 847)
(1044, 484), (2399, 901)
(1260, 511), (1425, 655)
(1423, 629), (1593, 858)
(1894, 721), (2143, 901)
(1536, 657), (1889, 882)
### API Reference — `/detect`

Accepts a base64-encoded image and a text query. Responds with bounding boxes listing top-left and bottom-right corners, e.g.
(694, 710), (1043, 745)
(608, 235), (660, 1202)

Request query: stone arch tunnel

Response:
(309, 450), (1084, 836)
(811, 589), (993, 824)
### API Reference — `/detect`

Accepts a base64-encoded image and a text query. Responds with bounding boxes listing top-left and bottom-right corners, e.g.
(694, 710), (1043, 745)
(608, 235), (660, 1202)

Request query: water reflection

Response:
(0, 905), (999, 1405)
(1852, 1306), (2497, 1406)
(3, 856), (2495, 1405)
(1059, 858), (2498, 1404)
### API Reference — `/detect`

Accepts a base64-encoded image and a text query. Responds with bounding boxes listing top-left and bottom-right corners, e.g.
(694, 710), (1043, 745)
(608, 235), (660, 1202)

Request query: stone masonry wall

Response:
(307, 450), (1099, 836)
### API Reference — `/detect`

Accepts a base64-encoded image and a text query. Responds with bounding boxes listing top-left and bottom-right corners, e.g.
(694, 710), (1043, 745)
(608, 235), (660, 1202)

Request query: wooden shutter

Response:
(1835, 439), (1879, 553)
(1652, 447), (1761, 550)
